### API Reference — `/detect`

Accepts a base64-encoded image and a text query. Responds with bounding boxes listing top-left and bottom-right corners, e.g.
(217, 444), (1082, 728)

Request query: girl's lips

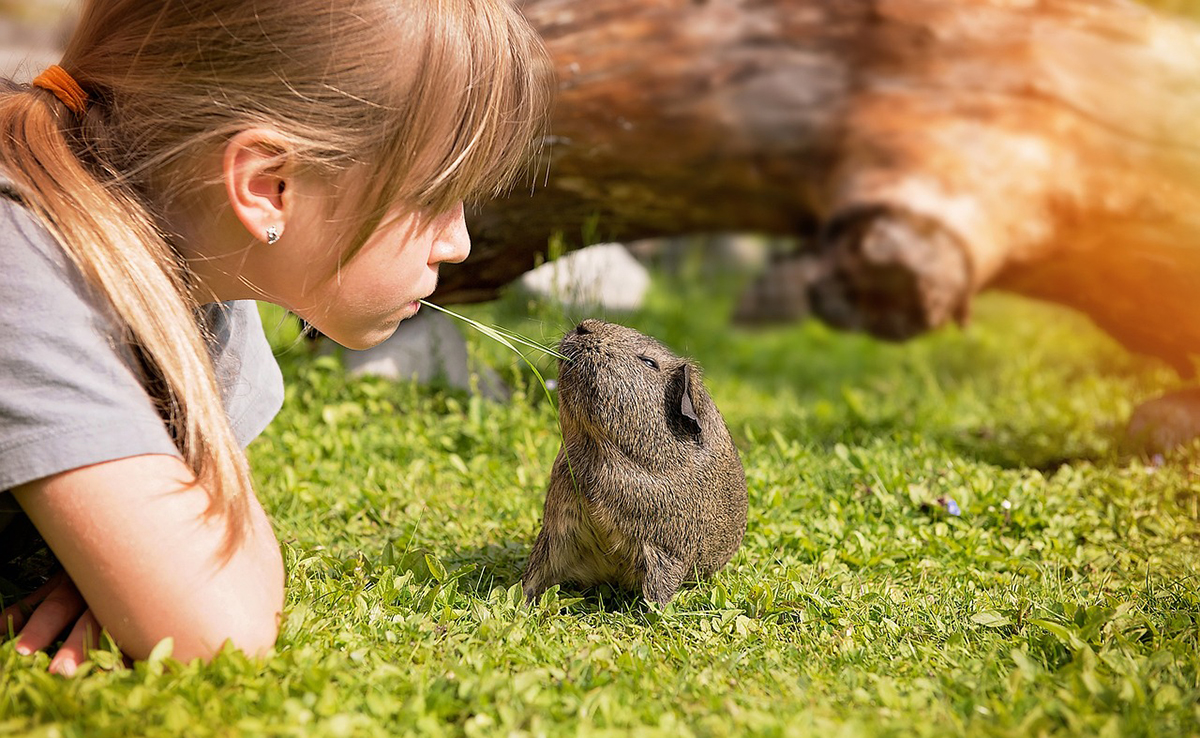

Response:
(389, 300), (421, 323)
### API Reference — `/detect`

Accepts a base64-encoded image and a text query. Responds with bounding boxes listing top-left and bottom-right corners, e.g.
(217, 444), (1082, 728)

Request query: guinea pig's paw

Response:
(520, 574), (551, 606)
(520, 531), (558, 604)
(640, 544), (687, 605)
(527, 583), (562, 608)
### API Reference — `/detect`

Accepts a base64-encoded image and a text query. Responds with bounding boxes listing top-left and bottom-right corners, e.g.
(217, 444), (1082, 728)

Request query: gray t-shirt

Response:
(0, 190), (284, 537)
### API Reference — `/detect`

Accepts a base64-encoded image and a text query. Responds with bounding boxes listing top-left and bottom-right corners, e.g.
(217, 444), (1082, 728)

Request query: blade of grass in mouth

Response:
(417, 300), (571, 362)
(416, 300), (582, 495)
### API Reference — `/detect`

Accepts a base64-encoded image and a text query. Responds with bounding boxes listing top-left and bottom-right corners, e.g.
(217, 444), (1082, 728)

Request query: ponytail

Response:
(0, 80), (253, 542)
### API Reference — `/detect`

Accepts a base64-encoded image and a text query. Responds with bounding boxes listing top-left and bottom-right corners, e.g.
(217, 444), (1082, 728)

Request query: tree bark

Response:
(434, 0), (1200, 373)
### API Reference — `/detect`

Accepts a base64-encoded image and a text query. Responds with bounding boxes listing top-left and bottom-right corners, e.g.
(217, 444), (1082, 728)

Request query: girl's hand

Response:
(12, 454), (283, 667)
(3, 570), (102, 676)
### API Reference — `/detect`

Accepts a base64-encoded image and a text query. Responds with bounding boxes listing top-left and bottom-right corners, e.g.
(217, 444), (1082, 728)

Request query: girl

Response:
(0, 0), (552, 675)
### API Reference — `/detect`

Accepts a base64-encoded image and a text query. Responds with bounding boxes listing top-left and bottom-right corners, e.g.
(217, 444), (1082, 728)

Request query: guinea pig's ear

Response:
(678, 364), (702, 437)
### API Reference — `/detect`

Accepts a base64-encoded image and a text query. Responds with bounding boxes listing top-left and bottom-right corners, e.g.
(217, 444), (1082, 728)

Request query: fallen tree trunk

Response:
(437, 0), (1200, 374)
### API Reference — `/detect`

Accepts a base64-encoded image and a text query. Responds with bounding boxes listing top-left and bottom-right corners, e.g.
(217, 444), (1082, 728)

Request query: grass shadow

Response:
(446, 542), (647, 614)
(447, 541), (527, 598)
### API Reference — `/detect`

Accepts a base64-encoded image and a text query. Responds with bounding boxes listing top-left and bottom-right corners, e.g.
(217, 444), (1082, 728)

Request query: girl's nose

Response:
(431, 202), (470, 265)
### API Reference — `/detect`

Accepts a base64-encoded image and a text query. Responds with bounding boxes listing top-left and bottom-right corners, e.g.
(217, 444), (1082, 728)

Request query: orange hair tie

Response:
(32, 64), (89, 117)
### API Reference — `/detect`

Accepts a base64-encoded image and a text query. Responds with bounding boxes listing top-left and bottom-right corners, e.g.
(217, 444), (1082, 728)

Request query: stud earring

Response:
(265, 225), (281, 245)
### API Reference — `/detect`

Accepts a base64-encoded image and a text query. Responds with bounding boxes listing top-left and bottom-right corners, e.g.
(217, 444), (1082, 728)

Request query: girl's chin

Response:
(305, 301), (422, 350)
(322, 320), (399, 351)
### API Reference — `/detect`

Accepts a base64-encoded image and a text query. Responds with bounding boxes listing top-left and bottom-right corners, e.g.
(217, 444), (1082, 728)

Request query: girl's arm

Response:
(10, 453), (284, 670)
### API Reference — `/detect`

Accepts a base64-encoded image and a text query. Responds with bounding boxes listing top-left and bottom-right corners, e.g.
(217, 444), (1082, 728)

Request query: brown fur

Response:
(521, 320), (748, 605)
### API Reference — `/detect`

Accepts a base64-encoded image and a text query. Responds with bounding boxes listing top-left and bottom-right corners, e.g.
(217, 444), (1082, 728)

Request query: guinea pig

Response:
(521, 319), (748, 605)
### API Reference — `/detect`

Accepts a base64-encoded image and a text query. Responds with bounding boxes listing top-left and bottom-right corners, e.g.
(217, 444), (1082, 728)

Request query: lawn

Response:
(2, 263), (1199, 737)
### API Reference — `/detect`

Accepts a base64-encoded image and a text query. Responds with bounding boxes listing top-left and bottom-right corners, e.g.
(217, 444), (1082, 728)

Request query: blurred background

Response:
(0, 0), (71, 83)
(3, 0), (1199, 459)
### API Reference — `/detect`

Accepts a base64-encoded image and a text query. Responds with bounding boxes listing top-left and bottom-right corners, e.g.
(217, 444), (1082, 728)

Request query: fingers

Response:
(48, 609), (101, 677)
(12, 575), (85, 655)
(5, 575), (114, 677)
(2, 599), (31, 639)
(2, 570), (68, 637)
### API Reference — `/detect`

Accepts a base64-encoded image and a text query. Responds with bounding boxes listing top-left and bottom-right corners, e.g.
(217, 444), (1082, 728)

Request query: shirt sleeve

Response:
(203, 299), (285, 449)
(0, 199), (182, 491)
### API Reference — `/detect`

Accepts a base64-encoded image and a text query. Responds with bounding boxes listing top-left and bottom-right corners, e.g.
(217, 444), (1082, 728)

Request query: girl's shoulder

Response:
(0, 180), (73, 277)
(0, 186), (181, 492)
(0, 180), (283, 493)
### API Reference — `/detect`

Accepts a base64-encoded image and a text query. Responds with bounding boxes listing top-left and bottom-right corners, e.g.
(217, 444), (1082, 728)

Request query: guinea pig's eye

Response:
(638, 355), (659, 370)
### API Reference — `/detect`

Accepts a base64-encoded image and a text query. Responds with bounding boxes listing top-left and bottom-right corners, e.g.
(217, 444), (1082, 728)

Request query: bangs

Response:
(410, 0), (555, 208)
(348, 0), (554, 249)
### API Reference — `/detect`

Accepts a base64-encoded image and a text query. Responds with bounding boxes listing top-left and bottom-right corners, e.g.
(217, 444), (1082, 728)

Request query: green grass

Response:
(3, 268), (1200, 737)
(1141, 0), (1200, 18)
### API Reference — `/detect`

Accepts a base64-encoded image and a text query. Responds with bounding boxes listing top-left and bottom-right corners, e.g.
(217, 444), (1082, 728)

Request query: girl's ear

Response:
(223, 129), (292, 244)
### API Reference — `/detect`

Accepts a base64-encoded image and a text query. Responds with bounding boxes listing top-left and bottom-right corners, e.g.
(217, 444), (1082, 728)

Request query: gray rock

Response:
(1126, 388), (1200, 455)
(341, 309), (510, 401)
(519, 243), (650, 312)
(626, 235), (773, 276)
(733, 253), (823, 326)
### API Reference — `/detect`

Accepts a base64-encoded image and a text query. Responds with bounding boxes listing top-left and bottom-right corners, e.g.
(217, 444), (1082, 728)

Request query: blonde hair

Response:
(0, 0), (553, 542)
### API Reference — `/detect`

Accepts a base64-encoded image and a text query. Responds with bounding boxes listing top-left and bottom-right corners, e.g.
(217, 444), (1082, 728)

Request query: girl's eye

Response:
(638, 355), (659, 370)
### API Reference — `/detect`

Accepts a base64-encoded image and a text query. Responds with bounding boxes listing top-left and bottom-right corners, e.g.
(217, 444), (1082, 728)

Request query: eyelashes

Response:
(638, 355), (659, 370)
